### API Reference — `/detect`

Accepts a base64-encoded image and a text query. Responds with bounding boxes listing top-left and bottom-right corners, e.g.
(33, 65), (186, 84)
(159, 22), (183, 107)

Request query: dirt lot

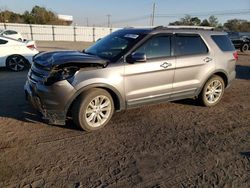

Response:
(0, 42), (249, 188)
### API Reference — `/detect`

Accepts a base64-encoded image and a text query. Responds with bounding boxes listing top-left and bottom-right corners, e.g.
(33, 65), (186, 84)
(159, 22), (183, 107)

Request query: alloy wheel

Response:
(205, 80), (223, 104)
(85, 95), (112, 128)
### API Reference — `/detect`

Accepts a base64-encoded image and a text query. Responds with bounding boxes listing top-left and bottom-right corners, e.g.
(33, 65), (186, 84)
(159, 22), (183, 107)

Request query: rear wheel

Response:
(72, 88), (114, 131)
(6, 55), (28, 72)
(240, 43), (249, 53)
(199, 75), (225, 107)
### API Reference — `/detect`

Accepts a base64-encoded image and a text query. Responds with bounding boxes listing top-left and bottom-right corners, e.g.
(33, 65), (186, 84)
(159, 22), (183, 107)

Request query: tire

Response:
(240, 43), (249, 53)
(6, 55), (28, 72)
(199, 75), (225, 107)
(72, 88), (114, 131)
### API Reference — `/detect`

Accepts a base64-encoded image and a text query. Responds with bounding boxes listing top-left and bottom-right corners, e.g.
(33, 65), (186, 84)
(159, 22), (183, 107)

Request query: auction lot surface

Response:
(0, 42), (249, 188)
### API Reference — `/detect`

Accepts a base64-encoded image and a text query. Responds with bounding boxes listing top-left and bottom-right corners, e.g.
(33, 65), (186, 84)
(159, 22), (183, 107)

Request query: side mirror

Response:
(127, 52), (147, 63)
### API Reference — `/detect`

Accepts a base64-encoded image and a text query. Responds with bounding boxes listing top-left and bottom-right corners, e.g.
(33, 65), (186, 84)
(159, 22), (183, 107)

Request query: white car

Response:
(0, 36), (39, 71)
(0, 29), (24, 41)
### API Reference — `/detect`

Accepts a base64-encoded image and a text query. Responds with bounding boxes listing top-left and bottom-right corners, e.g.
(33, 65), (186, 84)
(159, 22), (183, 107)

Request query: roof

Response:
(116, 26), (226, 36)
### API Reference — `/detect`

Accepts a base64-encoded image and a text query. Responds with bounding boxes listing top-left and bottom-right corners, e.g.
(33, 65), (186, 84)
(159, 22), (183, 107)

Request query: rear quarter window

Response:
(174, 34), (208, 56)
(211, 35), (235, 52)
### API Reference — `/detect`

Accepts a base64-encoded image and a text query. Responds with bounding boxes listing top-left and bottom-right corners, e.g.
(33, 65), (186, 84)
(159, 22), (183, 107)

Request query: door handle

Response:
(160, 62), (172, 69)
(204, 57), (213, 63)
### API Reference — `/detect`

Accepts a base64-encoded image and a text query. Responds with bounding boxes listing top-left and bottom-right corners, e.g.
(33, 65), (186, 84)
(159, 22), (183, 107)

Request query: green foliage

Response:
(200, 19), (210, 26)
(0, 10), (24, 23)
(208, 15), (219, 27)
(170, 15), (201, 26)
(224, 19), (250, 32)
(170, 15), (219, 28)
(0, 6), (70, 25)
(169, 15), (250, 31)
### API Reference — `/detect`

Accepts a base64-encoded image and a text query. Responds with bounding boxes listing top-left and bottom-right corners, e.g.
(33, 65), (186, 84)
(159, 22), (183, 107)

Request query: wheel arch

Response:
(197, 70), (229, 96)
(66, 83), (125, 116)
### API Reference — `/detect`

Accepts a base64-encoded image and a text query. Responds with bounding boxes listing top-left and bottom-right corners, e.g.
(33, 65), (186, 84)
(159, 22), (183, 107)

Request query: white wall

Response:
(0, 23), (121, 42)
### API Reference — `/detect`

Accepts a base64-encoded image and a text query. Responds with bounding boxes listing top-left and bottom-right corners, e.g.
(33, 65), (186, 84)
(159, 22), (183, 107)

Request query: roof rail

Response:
(166, 25), (215, 30)
(153, 25), (166, 30)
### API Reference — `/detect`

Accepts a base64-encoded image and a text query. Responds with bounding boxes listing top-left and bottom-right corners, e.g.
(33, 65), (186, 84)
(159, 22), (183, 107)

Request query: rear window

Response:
(175, 34), (208, 56)
(211, 35), (235, 51)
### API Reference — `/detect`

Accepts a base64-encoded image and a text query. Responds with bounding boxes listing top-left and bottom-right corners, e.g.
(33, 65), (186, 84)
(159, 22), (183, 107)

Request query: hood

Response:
(33, 50), (108, 69)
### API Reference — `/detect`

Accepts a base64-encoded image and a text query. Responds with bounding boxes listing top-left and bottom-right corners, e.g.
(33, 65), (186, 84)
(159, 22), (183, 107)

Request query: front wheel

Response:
(199, 75), (225, 107)
(72, 88), (114, 131)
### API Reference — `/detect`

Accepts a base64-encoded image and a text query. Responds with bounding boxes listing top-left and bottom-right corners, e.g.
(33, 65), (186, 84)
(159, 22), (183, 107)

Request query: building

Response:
(58, 14), (73, 25)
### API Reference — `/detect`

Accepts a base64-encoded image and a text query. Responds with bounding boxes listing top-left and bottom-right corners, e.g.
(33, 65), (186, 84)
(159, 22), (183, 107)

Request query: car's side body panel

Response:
(124, 57), (176, 107)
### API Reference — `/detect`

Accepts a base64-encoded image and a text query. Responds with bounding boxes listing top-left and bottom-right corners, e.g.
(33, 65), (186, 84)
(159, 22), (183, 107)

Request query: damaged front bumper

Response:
(24, 79), (76, 125)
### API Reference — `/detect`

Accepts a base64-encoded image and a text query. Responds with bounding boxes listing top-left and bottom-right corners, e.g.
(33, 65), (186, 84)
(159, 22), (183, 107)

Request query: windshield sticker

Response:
(124, 34), (139, 39)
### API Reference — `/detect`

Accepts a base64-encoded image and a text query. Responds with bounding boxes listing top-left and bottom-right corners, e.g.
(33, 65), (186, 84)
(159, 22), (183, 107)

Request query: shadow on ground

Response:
(236, 65), (250, 80)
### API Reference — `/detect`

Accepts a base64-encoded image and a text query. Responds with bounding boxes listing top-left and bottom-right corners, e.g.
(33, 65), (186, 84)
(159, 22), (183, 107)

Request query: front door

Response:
(124, 34), (175, 107)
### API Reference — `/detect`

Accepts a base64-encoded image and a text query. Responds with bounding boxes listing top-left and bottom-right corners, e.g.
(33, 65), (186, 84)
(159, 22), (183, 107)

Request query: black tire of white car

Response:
(199, 75), (225, 107)
(6, 55), (27, 72)
(72, 88), (115, 131)
(240, 43), (249, 53)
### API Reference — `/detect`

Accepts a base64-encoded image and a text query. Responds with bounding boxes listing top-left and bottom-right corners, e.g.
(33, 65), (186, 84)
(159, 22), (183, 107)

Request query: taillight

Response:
(233, 51), (238, 61)
(27, 44), (36, 50)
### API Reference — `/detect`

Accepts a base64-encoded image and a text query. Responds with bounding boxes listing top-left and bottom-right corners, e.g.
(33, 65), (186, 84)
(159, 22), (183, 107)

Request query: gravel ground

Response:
(0, 42), (249, 188)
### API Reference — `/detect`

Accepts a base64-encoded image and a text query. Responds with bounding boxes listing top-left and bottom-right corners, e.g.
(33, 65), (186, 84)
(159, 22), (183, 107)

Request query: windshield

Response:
(85, 32), (145, 62)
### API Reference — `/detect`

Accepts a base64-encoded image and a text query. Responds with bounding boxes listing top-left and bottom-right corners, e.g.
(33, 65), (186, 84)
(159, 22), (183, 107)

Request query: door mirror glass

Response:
(127, 52), (147, 63)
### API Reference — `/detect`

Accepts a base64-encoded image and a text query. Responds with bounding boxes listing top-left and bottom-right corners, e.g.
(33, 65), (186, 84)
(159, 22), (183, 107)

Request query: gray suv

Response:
(25, 26), (237, 131)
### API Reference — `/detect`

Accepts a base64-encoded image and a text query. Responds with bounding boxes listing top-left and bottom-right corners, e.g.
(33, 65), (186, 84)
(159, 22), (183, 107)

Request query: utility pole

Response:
(86, 17), (89, 27)
(107, 14), (111, 28)
(151, 3), (156, 26)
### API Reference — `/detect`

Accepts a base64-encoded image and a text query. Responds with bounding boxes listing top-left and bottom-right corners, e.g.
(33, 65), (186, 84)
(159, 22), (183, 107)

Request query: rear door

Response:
(172, 33), (215, 99)
(124, 34), (176, 107)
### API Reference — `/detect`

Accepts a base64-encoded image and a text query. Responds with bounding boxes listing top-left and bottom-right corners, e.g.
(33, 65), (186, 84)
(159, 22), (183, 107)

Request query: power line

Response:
(155, 9), (250, 18)
(97, 15), (150, 26)
(96, 9), (250, 26)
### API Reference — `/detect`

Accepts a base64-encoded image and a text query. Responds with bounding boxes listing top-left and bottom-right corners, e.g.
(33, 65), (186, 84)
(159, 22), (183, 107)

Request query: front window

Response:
(134, 35), (171, 59)
(85, 32), (145, 62)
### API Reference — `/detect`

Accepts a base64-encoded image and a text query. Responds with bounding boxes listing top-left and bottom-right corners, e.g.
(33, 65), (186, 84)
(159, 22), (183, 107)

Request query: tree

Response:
(208, 15), (219, 27)
(0, 10), (24, 23)
(0, 6), (71, 25)
(224, 19), (250, 32)
(200, 19), (210, 26)
(169, 15), (201, 26)
(190, 17), (201, 26)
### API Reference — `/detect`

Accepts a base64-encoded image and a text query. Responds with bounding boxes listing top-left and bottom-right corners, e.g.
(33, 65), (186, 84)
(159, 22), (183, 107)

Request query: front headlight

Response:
(44, 66), (79, 86)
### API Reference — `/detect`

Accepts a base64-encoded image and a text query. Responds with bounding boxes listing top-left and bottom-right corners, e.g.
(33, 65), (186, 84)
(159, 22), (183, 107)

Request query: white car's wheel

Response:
(6, 55), (27, 72)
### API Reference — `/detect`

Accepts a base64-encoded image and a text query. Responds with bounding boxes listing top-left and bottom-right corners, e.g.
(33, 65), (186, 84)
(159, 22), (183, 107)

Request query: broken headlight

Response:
(44, 66), (79, 86)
